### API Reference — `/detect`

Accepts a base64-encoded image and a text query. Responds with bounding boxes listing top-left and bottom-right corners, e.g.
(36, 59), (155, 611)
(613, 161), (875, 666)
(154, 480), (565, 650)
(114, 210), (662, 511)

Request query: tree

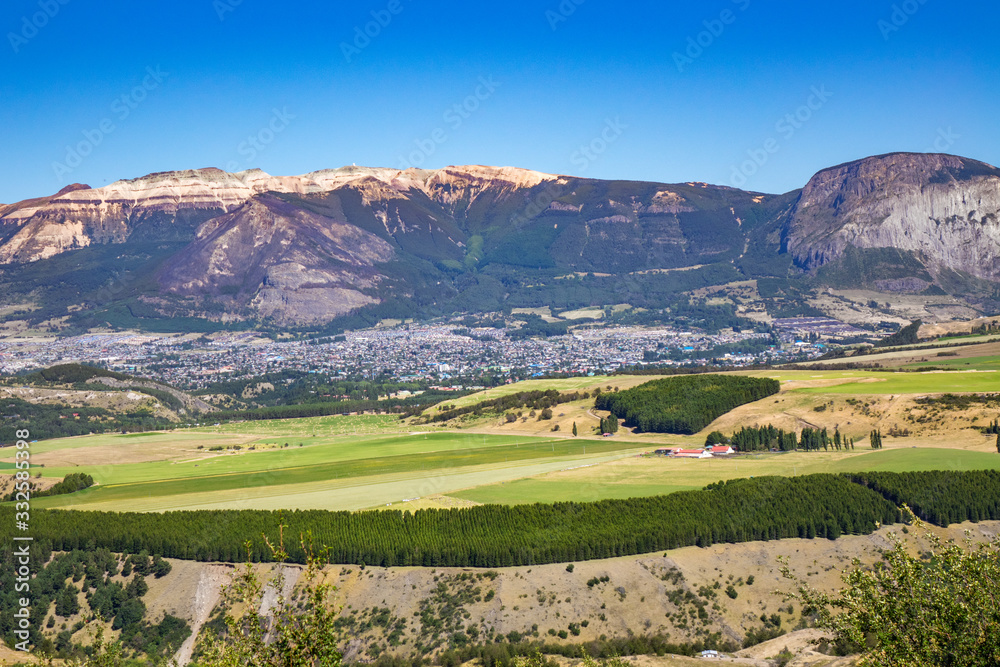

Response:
(783, 509), (1000, 666)
(572, 422), (578, 437)
(198, 527), (343, 667)
(996, 432), (999, 454)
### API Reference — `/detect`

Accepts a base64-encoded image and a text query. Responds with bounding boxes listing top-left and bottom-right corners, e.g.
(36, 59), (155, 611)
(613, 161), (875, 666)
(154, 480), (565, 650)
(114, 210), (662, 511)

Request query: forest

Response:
(595, 375), (780, 434)
(0, 546), (185, 661)
(1, 474), (906, 567)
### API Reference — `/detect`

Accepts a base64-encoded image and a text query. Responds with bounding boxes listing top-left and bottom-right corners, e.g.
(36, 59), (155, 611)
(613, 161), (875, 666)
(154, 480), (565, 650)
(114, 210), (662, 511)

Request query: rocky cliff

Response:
(785, 153), (1000, 281)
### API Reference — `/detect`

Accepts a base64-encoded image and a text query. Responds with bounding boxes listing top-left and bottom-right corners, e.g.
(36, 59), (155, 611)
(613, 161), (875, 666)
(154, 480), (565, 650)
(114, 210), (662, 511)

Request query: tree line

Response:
(595, 375), (780, 434)
(425, 389), (588, 424)
(1, 474), (903, 568)
(847, 470), (1000, 526)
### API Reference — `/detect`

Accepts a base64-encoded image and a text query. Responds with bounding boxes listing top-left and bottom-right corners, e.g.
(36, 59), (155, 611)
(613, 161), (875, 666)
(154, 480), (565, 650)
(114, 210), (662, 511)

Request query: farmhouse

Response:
(710, 444), (735, 455)
(673, 448), (713, 459)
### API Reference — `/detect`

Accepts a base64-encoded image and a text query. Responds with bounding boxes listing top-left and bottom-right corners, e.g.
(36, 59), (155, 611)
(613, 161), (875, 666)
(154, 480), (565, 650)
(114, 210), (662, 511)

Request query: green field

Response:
(7, 366), (1000, 514)
(749, 368), (1000, 394)
(26, 426), (647, 512)
(906, 354), (1000, 372)
(452, 448), (1000, 505)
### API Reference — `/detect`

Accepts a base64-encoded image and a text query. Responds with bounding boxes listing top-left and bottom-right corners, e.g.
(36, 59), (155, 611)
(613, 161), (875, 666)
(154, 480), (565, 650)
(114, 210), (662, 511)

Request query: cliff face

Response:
(785, 153), (1000, 280)
(0, 166), (560, 265)
(158, 195), (395, 325)
(4, 154), (1000, 327)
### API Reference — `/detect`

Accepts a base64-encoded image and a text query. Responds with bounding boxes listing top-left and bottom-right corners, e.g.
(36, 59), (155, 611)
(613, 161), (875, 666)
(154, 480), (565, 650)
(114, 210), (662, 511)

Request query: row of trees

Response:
(595, 375), (780, 434)
(728, 425), (858, 452)
(2, 474), (903, 568)
(427, 389), (587, 424)
(870, 429), (884, 449)
(598, 416), (619, 435)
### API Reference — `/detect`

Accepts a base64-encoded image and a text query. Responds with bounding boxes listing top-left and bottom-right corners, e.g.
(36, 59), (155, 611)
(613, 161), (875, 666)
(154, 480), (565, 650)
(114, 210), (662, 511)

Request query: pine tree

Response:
(572, 422), (578, 437)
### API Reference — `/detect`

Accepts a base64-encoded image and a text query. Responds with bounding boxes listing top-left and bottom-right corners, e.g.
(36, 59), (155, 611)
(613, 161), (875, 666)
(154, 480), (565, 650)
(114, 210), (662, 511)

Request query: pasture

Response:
(452, 447), (1000, 505)
(7, 364), (1000, 513)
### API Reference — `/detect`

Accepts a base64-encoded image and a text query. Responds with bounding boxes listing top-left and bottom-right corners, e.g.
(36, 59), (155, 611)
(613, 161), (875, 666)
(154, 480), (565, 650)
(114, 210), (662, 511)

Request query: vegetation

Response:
(595, 375), (780, 434)
(0, 396), (173, 443)
(197, 530), (343, 667)
(424, 389), (587, 424)
(870, 429), (884, 449)
(847, 470), (1000, 525)
(785, 510), (1000, 666)
(3, 473), (95, 502)
(0, 546), (187, 662)
(4, 474), (902, 567)
(875, 319), (922, 348)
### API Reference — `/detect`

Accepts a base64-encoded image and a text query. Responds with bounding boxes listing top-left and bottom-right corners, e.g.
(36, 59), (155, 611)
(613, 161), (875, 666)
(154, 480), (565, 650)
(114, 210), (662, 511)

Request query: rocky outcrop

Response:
(158, 195), (395, 325)
(0, 166), (558, 264)
(786, 153), (1000, 280)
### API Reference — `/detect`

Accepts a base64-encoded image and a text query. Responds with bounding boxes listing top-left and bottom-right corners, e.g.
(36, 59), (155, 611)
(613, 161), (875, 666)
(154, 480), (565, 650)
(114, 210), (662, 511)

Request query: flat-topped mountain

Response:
(0, 153), (998, 328)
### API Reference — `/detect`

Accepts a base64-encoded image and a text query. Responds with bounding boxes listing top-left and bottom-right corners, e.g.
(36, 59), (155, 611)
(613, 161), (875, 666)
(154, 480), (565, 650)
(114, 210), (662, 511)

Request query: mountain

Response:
(784, 153), (1000, 293)
(0, 153), (998, 330)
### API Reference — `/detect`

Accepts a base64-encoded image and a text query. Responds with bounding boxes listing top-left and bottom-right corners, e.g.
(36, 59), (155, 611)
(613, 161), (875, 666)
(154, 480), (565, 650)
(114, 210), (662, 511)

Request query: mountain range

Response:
(1, 152), (998, 330)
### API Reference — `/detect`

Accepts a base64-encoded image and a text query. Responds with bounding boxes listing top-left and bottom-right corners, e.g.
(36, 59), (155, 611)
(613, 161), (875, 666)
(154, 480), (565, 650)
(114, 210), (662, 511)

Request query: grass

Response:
(425, 376), (618, 413)
(451, 447), (1000, 505)
(13, 367), (1000, 512)
(906, 354), (1000, 372)
(34, 434), (645, 510)
(740, 368), (1000, 395)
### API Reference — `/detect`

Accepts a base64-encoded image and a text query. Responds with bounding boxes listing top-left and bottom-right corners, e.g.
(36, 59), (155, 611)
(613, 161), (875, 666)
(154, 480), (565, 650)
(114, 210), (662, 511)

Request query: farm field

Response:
(450, 447), (1000, 505)
(26, 426), (647, 512)
(7, 364), (1000, 513)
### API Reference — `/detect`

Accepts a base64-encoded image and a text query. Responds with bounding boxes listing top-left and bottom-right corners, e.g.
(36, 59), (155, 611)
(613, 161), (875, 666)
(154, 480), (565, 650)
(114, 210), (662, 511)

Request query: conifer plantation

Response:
(595, 375), (780, 434)
(6, 471), (998, 569)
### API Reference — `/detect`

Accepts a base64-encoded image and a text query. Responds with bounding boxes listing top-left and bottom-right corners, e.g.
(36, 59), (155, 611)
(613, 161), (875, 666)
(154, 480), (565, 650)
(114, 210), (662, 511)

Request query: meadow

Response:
(6, 364), (1000, 513)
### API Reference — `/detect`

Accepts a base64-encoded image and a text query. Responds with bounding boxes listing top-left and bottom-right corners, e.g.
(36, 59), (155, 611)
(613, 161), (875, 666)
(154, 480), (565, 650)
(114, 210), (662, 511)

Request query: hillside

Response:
(13, 520), (995, 667)
(2, 153), (999, 331)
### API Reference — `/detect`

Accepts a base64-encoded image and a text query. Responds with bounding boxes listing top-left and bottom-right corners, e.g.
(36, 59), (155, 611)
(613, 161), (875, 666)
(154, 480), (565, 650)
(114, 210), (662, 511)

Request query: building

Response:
(673, 449), (713, 459)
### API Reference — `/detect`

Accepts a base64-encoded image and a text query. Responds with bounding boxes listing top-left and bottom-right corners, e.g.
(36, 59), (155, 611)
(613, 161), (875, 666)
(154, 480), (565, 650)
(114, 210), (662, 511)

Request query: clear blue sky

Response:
(1, 0), (998, 202)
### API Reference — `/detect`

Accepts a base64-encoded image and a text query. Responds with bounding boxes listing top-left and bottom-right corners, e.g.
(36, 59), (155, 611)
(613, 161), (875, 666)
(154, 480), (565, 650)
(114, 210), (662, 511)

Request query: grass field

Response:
(28, 427), (647, 512)
(7, 365), (1000, 513)
(451, 447), (1000, 505)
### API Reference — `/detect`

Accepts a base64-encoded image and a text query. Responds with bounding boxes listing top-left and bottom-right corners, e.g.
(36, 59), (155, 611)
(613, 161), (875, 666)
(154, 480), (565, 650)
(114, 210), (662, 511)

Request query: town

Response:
(0, 319), (830, 388)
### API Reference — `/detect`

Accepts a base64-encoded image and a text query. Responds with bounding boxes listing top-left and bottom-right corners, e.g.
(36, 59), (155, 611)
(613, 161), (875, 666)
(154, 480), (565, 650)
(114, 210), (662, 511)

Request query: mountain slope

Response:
(1, 153), (999, 328)
(158, 195), (395, 324)
(785, 153), (1000, 290)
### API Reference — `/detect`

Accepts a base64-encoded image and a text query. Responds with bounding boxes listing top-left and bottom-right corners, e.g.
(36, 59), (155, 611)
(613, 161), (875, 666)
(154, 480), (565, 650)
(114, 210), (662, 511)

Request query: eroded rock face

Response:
(786, 153), (1000, 279)
(0, 166), (559, 264)
(158, 195), (395, 324)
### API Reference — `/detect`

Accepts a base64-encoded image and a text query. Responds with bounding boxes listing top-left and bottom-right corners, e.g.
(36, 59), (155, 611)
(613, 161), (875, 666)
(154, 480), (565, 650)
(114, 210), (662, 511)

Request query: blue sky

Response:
(1, 0), (998, 202)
